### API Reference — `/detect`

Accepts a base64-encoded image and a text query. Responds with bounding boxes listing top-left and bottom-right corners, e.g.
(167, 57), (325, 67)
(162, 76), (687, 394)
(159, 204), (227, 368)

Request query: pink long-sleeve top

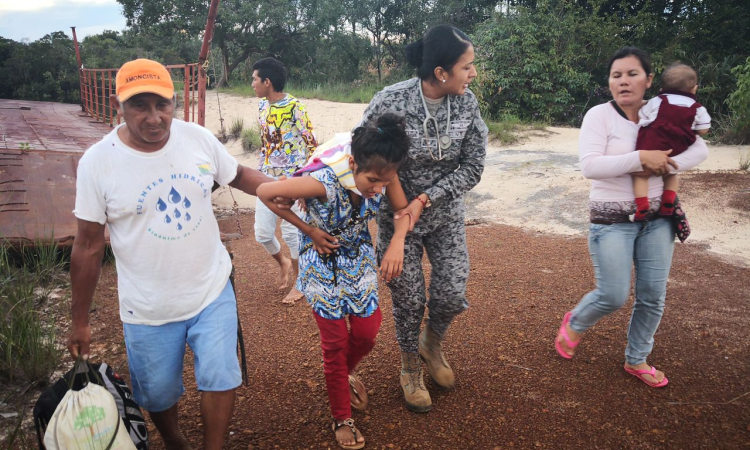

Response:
(579, 102), (709, 204)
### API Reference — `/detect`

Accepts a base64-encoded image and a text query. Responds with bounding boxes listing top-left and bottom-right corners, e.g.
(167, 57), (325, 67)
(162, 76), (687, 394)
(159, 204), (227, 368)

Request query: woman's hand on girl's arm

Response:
(386, 176), (422, 232)
(638, 149), (678, 176)
(394, 200), (423, 232)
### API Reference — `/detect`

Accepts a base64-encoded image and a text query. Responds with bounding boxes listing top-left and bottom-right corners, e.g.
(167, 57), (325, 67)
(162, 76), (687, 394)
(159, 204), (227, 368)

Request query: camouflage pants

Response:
(377, 211), (470, 354)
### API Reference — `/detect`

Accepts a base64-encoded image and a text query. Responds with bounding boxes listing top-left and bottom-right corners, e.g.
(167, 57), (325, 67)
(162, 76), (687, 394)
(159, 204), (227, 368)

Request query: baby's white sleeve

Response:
(693, 106), (712, 130)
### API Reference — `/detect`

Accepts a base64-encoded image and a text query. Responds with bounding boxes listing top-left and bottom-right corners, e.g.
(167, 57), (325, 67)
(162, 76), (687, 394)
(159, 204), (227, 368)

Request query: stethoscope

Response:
(418, 81), (451, 160)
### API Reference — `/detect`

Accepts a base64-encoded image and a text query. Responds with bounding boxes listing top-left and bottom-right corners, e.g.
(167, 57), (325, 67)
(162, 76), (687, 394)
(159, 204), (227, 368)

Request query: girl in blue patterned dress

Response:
(257, 113), (412, 450)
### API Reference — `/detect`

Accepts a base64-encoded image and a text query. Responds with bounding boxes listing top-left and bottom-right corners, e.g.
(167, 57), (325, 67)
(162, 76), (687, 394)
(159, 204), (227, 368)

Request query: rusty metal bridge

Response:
(0, 1), (221, 246)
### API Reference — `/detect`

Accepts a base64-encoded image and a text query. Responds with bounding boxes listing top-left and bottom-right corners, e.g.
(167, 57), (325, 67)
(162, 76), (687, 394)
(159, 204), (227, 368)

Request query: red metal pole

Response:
(87, 70), (93, 116)
(198, 0), (221, 65)
(100, 71), (106, 122)
(109, 70), (114, 126)
(197, 0), (221, 126)
(94, 71), (100, 120)
(71, 27), (84, 112)
(198, 66), (206, 126)
(184, 66), (190, 121)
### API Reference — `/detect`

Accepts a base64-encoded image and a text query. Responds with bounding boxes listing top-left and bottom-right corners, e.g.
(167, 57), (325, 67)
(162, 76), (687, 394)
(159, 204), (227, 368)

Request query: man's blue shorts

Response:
(122, 279), (241, 412)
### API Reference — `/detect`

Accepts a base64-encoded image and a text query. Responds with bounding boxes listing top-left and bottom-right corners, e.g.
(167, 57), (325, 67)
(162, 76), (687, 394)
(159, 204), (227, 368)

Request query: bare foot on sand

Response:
(282, 287), (304, 305)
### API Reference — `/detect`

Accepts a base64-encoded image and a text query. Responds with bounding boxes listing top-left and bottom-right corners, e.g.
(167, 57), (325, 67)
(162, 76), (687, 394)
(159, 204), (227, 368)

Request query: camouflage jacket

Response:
(359, 78), (487, 225)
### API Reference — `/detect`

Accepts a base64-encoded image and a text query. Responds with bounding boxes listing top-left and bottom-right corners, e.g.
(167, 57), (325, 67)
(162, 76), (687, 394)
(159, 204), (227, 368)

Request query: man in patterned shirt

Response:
(251, 57), (318, 303)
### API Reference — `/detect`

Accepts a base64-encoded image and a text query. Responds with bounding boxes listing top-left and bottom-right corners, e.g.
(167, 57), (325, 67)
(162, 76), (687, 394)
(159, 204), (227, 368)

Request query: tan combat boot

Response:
(400, 352), (432, 413)
(418, 327), (455, 389)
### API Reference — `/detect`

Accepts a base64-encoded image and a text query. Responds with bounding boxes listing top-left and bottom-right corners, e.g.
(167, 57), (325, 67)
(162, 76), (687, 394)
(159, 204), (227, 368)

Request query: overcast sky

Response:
(0, 0), (128, 42)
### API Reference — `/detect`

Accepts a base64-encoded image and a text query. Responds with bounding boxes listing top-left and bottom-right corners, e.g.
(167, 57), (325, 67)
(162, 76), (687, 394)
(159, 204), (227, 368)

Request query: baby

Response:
(633, 63), (711, 221)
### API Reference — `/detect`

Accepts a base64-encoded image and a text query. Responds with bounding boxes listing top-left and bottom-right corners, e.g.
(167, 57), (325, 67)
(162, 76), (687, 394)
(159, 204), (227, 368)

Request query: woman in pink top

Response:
(553, 47), (709, 388)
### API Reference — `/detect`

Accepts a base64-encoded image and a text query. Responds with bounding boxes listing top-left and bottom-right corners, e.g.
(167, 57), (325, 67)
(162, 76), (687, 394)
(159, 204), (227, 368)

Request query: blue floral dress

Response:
(296, 166), (381, 320)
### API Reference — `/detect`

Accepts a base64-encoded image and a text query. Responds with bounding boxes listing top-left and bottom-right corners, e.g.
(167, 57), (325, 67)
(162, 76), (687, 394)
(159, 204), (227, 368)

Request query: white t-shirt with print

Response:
(74, 119), (239, 325)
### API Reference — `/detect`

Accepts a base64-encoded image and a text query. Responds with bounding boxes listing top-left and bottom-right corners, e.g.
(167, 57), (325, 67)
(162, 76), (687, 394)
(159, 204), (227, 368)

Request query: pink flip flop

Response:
(623, 365), (669, 388)
(554, 311), (579, 359)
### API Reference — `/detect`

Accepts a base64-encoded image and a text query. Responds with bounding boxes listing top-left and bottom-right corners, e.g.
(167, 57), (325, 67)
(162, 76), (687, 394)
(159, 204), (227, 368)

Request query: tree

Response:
(0, 32), (79, 102)
(473, 0), (623, 124)
(118, 0), (332, 86)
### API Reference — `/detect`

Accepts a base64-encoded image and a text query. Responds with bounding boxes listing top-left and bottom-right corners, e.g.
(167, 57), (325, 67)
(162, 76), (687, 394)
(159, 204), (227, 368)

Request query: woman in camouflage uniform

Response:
(358, 24), (488, 413)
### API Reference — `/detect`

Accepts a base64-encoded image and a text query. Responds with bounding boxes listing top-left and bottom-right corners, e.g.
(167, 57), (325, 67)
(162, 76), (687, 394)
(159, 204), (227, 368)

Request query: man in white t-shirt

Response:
(67, 59), (273, 450)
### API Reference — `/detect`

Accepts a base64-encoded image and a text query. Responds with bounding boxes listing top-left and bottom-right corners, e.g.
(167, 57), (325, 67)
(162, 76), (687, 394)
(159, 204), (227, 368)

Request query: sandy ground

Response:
(206, 93), (750, 266)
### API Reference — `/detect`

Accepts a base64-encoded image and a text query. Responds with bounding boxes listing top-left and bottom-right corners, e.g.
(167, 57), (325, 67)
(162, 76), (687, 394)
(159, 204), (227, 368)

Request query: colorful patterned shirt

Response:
(296, 166), (381, 320)
(258, 94), (318, 178)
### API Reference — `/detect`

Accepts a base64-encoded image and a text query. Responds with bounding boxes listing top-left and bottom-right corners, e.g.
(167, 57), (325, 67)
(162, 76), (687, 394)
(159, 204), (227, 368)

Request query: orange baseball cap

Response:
(116, 59), (174, 102)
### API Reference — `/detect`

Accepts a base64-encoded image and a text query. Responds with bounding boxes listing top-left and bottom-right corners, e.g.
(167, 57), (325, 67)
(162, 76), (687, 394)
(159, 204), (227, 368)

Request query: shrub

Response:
(740, 152), (750, 171)
(473, 1), (624, 125)
(241, 126), (262, 153)
(0, 243), (59, 384)
(229, 117), (244, 136)
(727, 57), (750, 144)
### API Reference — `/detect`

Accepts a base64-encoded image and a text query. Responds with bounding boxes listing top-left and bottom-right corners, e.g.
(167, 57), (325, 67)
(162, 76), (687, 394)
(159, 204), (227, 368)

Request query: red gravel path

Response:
(74, 212), (750, 450)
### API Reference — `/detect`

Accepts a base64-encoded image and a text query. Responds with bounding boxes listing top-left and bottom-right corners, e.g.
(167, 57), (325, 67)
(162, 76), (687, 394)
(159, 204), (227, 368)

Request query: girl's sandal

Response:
(348, 374), (368, 410)
(332, 418), (365, 450)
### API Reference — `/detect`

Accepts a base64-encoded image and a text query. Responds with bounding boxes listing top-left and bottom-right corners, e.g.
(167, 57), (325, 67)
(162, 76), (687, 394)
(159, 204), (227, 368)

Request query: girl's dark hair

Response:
(351, 113), (410, 173)
(607, 46), (653, 76)
(405, 24), (472, 81)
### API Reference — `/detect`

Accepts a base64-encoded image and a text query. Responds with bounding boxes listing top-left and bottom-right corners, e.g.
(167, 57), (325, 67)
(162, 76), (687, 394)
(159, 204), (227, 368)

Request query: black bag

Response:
(33, 361), (149, 450)
(671, 195), (691, 243)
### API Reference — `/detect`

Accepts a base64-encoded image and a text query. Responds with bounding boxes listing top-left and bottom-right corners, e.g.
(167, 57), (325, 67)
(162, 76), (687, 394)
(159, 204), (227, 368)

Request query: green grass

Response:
(486, 114), (548, 146)
(229, 117), (245, 136)
(220, 80), (385, 104)
(0, 238), (67, 447)
(241, 126), (262, 153)
(0, 240), (61, 385)
(707, 113), (749, 145)
(740, 151), (750, 171)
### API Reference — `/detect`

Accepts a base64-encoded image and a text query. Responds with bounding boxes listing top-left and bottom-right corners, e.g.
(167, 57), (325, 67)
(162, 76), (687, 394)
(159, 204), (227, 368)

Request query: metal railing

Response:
(79, 63), (207, 127)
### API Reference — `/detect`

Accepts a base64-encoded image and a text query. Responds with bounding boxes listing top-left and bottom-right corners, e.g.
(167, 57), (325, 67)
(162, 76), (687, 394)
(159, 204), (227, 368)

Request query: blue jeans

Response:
(569, 218), (675, 366)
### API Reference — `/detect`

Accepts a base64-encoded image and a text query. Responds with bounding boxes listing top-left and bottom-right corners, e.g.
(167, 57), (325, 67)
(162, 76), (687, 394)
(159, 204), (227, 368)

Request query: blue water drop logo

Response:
(183, 197), (191, 209)
(164, 215), (172, 224)
(168, 187), (182, 204)
(174, 208), (182, 219)
(185, 212), (192, 222)
(177, 223), (183, 231)
(155, 198), (167, 212)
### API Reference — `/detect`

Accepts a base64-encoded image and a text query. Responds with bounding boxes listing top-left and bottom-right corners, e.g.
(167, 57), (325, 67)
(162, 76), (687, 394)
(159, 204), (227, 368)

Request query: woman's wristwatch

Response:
(415, 193), (432, 209)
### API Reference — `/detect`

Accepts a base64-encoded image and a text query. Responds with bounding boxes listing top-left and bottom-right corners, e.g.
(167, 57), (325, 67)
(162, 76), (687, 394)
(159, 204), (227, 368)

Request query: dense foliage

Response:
(475, 0), (750, 131)
(1, 0), (748, 139)
(727, 58), (750, 144)
(473, 2), (624, 124)
(0, 30), (200, 102)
